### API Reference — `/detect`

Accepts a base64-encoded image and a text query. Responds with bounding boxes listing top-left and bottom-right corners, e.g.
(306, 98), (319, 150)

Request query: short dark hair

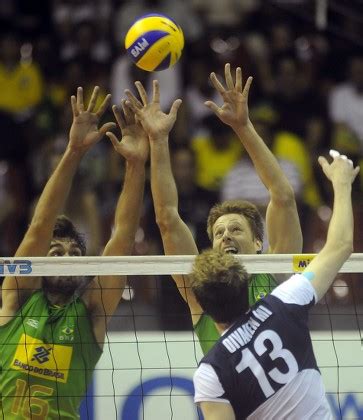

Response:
(191, 249), (249, 324)
(53, 215), (86, 256)
(207, 200), (264, 243)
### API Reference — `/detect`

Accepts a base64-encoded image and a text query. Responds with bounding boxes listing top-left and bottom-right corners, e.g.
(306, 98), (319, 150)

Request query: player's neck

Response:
(45, 291), (72, 306)
(216, 322), (231, 335)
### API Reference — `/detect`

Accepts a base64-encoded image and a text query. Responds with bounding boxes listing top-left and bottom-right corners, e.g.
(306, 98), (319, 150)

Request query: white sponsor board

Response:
(81, 330), (363, 419)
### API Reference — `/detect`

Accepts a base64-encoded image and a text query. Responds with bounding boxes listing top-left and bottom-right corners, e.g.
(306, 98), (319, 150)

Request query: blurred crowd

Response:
(0, 0), (362, 329)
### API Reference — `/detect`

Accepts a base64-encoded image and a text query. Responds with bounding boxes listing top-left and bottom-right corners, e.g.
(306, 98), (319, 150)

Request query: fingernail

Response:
(329, 149), (340, 158)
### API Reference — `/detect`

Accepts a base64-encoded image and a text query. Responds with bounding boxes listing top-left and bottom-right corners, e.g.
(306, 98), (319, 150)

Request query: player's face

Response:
(212, 213), (262, 255)
(42, 239), (83, 297)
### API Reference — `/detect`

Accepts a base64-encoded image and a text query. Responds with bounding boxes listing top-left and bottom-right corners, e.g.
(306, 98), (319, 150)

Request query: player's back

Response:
(194, 274), (333, 419)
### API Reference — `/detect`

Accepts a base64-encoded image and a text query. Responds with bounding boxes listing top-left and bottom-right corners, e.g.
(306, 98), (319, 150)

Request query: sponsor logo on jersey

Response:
(11, 334), (73, 383)
(26, 318), (39, 329)
(31, 346), (52, 364)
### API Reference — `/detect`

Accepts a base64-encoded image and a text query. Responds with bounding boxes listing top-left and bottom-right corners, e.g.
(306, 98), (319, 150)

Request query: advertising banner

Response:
(80, 330), (363, 419)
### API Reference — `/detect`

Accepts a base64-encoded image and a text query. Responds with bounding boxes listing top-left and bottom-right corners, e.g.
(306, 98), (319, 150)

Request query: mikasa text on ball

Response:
(125, 13), (184, 72)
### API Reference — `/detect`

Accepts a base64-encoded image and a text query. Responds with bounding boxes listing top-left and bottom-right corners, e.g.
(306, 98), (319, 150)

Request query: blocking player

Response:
(125, 63), (302, 355)
(0, 88), (148, 418)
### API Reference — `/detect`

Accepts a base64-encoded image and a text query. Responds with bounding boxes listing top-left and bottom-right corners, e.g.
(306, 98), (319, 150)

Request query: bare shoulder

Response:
(0, 307), (16, 327)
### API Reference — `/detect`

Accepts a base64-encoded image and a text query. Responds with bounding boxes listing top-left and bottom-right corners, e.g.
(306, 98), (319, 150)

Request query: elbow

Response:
(342, 241), (354, 258)
(331, 240), (353, 261)
(272, 184), (297, 207)
(155, 205), (180, 233)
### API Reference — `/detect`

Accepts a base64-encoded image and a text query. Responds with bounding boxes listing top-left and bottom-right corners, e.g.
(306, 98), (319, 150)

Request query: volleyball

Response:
(125, 13), (184, 72)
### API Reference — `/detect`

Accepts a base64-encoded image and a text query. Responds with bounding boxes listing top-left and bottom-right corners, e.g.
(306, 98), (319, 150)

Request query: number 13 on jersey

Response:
(236, 329), (299, 398)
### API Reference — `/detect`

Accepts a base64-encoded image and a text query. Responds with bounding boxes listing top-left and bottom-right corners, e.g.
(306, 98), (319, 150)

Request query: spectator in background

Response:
(329, 53), (363, 156)
(183, 50), (220, 134)
(60, 20), (112, 66)
(0, 30), (44, 253)
(52, 0), (112, 50)
(221, 104), (302, 206)
(0, 161), (16, 255)
(246, 21), (296, 98)
(0, 31), (43, 119)
(254, 54), (325, 212)
(191, 114), (242, 193)
(270, 55), (314, 137)
(190, 0), (257, 37)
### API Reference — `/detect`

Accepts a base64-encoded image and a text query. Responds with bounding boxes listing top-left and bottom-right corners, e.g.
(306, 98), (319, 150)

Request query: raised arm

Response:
(82, 101), (148, 342)
(1, 87), (114, 320)
(205, 63), (302, 254)
(126, 80), (202, 324)
(303, 150), (359, 301)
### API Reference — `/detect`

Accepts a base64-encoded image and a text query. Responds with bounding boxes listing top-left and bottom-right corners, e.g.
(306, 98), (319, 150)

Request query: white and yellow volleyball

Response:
(125, 13), (184, 72)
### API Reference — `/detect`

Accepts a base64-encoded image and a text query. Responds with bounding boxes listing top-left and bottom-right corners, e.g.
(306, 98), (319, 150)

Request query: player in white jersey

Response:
(192, 150), (359, 420)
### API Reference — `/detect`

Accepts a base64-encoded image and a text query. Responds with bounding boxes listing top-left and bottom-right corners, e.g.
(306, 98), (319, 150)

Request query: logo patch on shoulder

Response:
(59, 325), (74, 342)
(255, 292), (266, 301)
(26, 319), (39, 329)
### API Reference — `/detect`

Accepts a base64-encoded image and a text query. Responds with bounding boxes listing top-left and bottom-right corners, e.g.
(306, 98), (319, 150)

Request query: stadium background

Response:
(0, 0), (362, 418)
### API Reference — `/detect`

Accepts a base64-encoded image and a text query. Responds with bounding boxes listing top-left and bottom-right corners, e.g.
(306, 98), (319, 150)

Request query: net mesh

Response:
(1, 256), (362, 419)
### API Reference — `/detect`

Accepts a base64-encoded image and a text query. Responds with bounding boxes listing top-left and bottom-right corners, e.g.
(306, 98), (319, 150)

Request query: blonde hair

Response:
(191, 249), (249, 324)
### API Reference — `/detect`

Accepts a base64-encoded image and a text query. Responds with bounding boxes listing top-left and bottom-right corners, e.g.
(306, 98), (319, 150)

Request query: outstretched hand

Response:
(205, 63), (252, 130)
(69, 86), (115, 153)
(106, 100), (149, 164)
(318, 149), (360, 184)
(125, 80), (182, 140)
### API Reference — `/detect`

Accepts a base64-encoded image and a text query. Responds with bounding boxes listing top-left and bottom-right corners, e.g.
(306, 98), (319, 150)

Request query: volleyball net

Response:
(1, 254), (363, 420)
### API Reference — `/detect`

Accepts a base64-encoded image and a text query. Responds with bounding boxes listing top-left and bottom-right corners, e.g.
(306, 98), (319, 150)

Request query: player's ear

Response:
(254, 239), (263, 254)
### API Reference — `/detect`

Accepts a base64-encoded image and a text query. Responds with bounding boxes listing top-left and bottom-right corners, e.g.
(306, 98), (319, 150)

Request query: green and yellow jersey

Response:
(194, 273), (277, 355)
(0, 291), (102, 419)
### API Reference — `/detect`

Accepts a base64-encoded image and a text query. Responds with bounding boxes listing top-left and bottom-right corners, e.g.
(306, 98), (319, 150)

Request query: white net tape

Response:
(1, 253), (363, 276)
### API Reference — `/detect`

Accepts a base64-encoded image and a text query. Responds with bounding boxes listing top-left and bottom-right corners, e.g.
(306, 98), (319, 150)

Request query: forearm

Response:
(234, 121), (293, 198)
(16, 147), (84, 257)
(307, 180), (353, 301)
(85, 162), (145, 323)
(327, 182), (353, 249)
(150, 138), (179, 224)
(2, 148), (84, 313)
(104, 161), (145, 255)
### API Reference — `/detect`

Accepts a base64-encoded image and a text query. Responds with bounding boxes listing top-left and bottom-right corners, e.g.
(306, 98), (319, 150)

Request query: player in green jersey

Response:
(125, 63), (303, 355)
(0, 87), (149, 418)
